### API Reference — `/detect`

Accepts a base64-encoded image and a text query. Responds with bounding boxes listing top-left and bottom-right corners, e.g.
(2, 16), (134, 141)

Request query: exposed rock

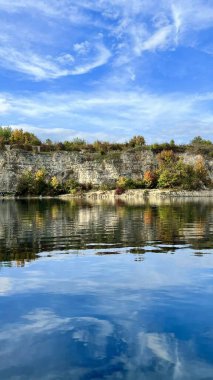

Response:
(0, 148), (212, 193)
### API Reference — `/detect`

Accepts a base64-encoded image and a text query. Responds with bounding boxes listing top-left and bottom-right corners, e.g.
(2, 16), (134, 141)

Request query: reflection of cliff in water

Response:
(0, 199), (213, 263)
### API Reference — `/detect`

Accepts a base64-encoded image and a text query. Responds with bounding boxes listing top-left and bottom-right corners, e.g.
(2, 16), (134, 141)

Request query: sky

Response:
(0, 0), (213, 143)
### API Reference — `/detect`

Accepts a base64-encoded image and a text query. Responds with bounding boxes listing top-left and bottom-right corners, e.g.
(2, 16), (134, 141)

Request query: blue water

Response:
(0, 199), (213, 379)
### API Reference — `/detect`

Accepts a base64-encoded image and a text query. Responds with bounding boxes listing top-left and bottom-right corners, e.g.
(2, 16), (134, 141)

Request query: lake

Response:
(0, 198), (213, 380)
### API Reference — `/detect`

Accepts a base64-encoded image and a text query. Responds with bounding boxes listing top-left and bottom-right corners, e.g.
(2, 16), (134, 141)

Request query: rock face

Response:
(0, 147), (212, 193)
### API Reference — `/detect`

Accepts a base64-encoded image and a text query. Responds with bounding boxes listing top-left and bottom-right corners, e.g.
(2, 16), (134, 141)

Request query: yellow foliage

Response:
(10, 129), (41, 145)
(51, 176), (59, 189)
(35, 169), (45, 182)
(194, 157), (206, 173)
(116, 177), (127, 188)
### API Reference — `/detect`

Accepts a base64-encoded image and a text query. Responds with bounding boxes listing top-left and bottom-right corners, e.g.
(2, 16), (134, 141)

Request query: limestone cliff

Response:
(0, 147), (212, 193)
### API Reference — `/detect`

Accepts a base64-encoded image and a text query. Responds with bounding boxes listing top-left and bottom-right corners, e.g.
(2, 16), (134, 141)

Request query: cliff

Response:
(0, 147), (212, 193)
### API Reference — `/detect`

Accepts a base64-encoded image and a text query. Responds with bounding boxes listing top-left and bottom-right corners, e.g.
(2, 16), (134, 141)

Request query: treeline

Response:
(0, 127), (213, 157)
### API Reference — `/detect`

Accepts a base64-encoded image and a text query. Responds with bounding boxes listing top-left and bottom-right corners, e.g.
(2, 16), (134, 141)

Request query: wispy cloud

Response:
(0, 90), (213, 142)
(0, 0), (212, 80)
(141, 25), (173, 52)
(0, 0), (212, 140)
(0, 42), (111, 80)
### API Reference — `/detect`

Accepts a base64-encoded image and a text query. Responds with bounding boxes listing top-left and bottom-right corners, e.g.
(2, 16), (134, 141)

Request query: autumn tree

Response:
(10, 129), (41, 145)
(128, 135), (146, 147)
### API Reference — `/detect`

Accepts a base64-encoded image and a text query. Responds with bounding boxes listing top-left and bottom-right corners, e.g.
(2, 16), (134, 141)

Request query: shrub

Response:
(99, 183), (116, 191)
(157, 150), (177, 164)
(93, 141), (109, 154)
(10, 129), (41, 146)
(157, 153), (211, 190)
(16, 171), (34, 195)
(65, 178), (81, 193)
(132, 179), (145, 189)
(143, 170), (157, 188)
(188, 136), (213, 157)
(116, 176), (135, 190)
(0, 126), (12, 143)
(17, 170), (61, 195)
(115, 187), (125, 195)
(128, 135), (145, 147)
(50, 176), (60, 190)
(193, 157), (211, 188)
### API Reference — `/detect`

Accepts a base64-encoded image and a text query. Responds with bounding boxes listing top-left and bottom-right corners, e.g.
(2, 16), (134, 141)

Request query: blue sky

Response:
(0, 0), (213, 143)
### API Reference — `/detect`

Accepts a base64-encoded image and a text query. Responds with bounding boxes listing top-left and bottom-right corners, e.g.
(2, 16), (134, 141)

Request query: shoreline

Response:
(60, 189), (213, 200)
(1, 189), (213, 201)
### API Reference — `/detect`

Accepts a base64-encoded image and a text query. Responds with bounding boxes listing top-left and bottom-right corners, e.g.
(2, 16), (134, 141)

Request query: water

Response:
(0, 198), (213, 380)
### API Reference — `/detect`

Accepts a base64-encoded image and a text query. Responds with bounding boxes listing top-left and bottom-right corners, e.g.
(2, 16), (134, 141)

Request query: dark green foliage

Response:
(150, 142), (186, 154)
(116, 177), (145, 190)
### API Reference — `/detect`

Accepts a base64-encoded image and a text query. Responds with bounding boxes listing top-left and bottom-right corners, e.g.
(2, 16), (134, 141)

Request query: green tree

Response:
(0, 126), (12, 143)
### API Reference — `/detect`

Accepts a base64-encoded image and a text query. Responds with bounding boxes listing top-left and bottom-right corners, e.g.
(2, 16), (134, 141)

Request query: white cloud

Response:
(74, 41), (90, 55)
(69, 43), (111, 76)
(0, 97), (11, 114)
(0, 0), (212, 79)
(0, 89), (213, 142)
(0, 0), (68, 18)
(141, 25), (173, 52)
(0, 0), (212, 138)
(0, 42), (111, 80)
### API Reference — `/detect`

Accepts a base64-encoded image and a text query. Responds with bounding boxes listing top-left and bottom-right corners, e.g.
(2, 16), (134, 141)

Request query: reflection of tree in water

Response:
(0, 199), (212, 264)
(156, 203), (213, 248)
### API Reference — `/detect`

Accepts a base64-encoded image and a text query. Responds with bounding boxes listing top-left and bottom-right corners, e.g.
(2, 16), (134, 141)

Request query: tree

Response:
(143, 170), (157, 188)
(191, 136), (212, 146)
(157, 150), (210, 190)
(128, 135), (146, 147)
(10, 129), (41, 145)
(0, 126), (12, 143)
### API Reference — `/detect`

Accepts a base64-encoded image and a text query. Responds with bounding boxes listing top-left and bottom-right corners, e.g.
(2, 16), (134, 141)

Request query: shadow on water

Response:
(0, 198), (213, 265)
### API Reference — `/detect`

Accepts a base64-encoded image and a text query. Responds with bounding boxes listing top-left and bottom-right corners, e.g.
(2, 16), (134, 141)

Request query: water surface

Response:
(0, 199), (213, 379)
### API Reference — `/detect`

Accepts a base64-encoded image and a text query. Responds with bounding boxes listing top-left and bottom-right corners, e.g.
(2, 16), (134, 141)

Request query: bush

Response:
(156, 151), (211, 190)
(132, 179), (145, 189)
(10, 129), (41, 146)
(143, 170), (157, 188)
(116, 177), (135, 190)
(99, 183), (116, 191)
(64, 179), (81, 193)
(128, 135), (145, 147)
(115, 187), (125, 195)
(17, 170), (64, 195)
(0, 126), (12, 143)
(150, 142), (185, 154)
(187, 136), (213, 157)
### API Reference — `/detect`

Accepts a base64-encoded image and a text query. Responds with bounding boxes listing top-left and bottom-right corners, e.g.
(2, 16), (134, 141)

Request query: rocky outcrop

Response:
(0, 147), (212, 193)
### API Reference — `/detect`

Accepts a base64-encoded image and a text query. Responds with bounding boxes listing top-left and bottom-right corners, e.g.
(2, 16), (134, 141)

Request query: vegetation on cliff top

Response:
(0, 126), (213, 158)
